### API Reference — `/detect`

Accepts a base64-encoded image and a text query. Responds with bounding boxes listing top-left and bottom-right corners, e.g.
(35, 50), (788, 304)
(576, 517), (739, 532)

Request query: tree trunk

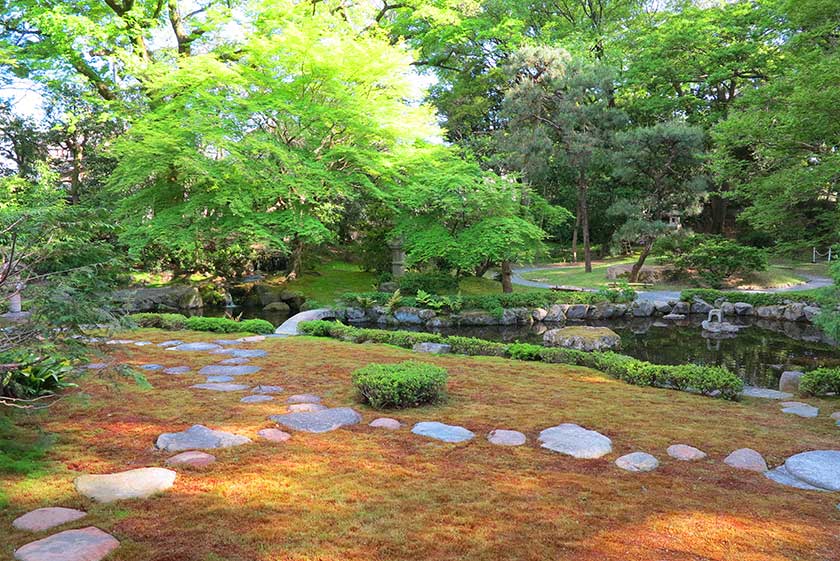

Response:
(571, 199), (580, 263)
(289, 237), (303, 278)
(578, 180), (592, 273)
(500, 260), (513, 293)
(474, 260), (492, 278)
(629, 242), (653, 283)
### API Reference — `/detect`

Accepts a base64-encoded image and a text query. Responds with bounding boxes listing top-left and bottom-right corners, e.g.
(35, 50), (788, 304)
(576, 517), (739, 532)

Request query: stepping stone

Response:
(84, 363), (107, 370)
(157, 340), (183, 348)
(538, 424), (612, 459)
(163, 366), (191, 375)
(191, 383), (248, 392)
(14, 527), (119, 561)
(370, 418), (402, 430)
(740, 387), (793, 400)
(238, 335), (266, 343)
(198, 365), (261, 377)
(780, 401), (819, 418)
(784, 450), (840, 491)
(252, 385), (283, 394)
(213, 339), (243, 346)
(724, 448), (767, 472)
(165, 451), (216, 468)
(170, 342), (222, 352)
(667, 444), (707, 461)
(765, 465), (827, 491)
(205, 375), (234, 383)
(411, 421), (475, 443)
(156, 425), (252, 452)
(487, 429), (526, 446)
(241, 395), (274, 404)
(258, 428), (291, 443)
(13, 507), (87, 532)
(288, 403), (327, 413)
(269, 407), (362, 433)
(219, 357), (251, 365)
(831, 412), (840, 421)
(286, 394), (321, 404)
(134, 341), (153, 346)
(106, 339), (134, 345)
(210, 348), (267, 358)
(615, 452), (659, 472)
(138, 364), (163, 371)
(74, 468), (176, 502)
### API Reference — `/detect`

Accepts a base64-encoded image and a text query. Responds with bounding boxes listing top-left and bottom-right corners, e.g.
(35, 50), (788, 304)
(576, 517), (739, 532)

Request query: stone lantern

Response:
(387, 237), (406, 279)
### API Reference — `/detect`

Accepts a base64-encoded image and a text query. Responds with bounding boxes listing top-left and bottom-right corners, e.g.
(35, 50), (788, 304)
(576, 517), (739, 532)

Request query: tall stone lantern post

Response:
(388, 237), (406, 280)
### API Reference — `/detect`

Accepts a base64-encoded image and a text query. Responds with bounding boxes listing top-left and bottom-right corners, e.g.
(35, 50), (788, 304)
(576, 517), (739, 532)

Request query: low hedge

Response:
(799, 368), (840, 397)
(298, 321), (744, 400)
(341, 290), (606, 313)
(680, 288), (817, 307)
(352, 361), (448, 409)
(127, 313), (275, 335)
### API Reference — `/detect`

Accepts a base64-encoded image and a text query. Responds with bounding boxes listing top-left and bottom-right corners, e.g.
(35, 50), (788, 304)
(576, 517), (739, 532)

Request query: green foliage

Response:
(238, 319), (276, 335)
(127, 313), (188, 330)
(812, 261), (840, 340)
(679, 289), (816, 307)
(352, 361), (448, 409)
(595, 281), (637, 304)
(445, 336), (508, 357)
(799, 368), (840, 397)
(0, 349), (75, 399)
(340, 290), (605, 313)
(398, 272), (459, 295)
(128, 313), (271, 334)
(415, 290), (464, 314)
(507, 343), (544, 361)
(676, 238), (768, 288)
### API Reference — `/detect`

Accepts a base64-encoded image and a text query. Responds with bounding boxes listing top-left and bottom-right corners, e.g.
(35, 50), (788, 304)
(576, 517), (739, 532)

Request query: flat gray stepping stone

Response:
(14, 527), (119, 561)
(210, 348), (267, 358)
(138, 364), (163, 371)
(134, 341), (153, 346)
(170, 342), (222, 352)
(269, 407), (362, 433)
(784, 450), (840, 491)
(163, 366), (191, 375)
(213, 339), (243, 346)
(84, 363), (107, 370)
(780, 402), (819, 418)
(370, 418), (401, 430)
(831, 412), (840, 421)
(765, 465), (827, 491)
(156, 424), (252, 451)
(106, 339), (134, 345)
(238, 335), (266, 343)
(13, 507), (87, 532)
(198, 365), (261, 376)
(219, 357), (251, 365)
(667, 444), (707, 461)
(191, 383), (248, 392)
(538, 424), (612, 459)
(411, 421), (475, 443)
(740, 387), (793, 400)
(487, 429), (526, 446)
(258, 428), (291, 443)
(724, 448), (767, 472)
(241, 395), (274, 404)
(252, 385), (283, 394)
(165, 451), (216, 467)
(615, 452), (659, 472)
(205, 375), (234, 383)
(288, 403), (327, 413)
(74, 467), (176, 502)
(286, 394), (321, 404)
(157, 340), (183, 348)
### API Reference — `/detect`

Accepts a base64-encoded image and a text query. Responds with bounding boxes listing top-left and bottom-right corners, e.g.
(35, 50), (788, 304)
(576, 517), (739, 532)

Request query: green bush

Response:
(185, 316), (243, 333)
(340, 290), (604, 314)
(445, 336), (508, 357)
(0, 349), (76, 399)
(506, 343), (544, 361)
(675, 237), (767, 288)
(680, 288), (817, 307)
(352, 361), (448, 409)
(398, 271), (459, 295)
(239, 319), (275, 334)
(799, 368), (840, 397)
(127, 312), (188, 329)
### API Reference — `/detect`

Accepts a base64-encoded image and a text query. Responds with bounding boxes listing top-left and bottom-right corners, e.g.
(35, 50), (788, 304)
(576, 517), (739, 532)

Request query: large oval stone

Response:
(14, 527), (119, 561)
(666, 444), (707, 461)
(198, 365), (261, 377)
(784, 450), (840, 491)
(487, 429), (526, 446)
(165, 451), (216, 468)
(538, 424), (612, 459)
(156, 425), (252, 452)
(724, 448), (767, 472)
(615, 452), (659, 472)
(411, 421), (475, 443)
(12, 507), (87, 532)
(542, 326), (621, 352)
(74, 468), (176, 503)
(210, 348), (267, 358)
(170, 342), (222, 352)
(190, 383), (249, 392)
(269, 407), (362, 433)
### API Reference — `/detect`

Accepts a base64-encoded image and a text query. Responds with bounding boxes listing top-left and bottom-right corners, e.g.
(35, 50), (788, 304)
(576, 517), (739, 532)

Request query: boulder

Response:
(565, 304), (589, 320)
(279, 290), (306, 309)
(269, 407), (362, 433)
(165, 451), (216, 468)
(615, 452), (659, 472)
(412, 342), (451, 354)
(344, 307), (367, 322)
(543, 326), (621, 352)
(653, 301), (672, 315)
(779, 371), (805, 394)
(631, 300), (655, 317)
(733, 302), (754, 316)
(501, 307), (532, 325)
(14, 527), (119, 561)
(756, 305), (784, 320)
(666, 444), (707, 461)
(723, 448), (767, 472)
(13, 507), (87, 532)
(487, 429), (527, 446)
(394, 306), (426, 325)
(783, 450), (840, 491)
(411, 421), (475, 443)
(803, 305), (821, 322)
(538, 424), (612, 459)
(454, 311), (497, 326)
(263, 301), (291, 313)
(113, 285), (203, 312)
(532, 307), (548, 322)
(257, 428), (292, 443)
(370, 417), (402, 430)
(74, 468), (176, 502)
(543, 304), (567, 323)
(156, 425), (252, 452)
(783, 303), (808, 322)
(690, 298), (712, 315)
(671, 301), (690, 315)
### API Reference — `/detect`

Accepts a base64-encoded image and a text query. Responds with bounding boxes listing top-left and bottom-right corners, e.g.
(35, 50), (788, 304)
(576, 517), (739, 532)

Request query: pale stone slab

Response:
(198, 365), (261, 376)
(288, 403), (327, 413)
(12, 507), (86, 532)
(210, 348), (267, 358)
(157, 340), (183, 348)
(205, 375), (234, 383)
(74, 468), (176, 502)
(370, 418), (402, 430)
(286, 394), (321, 404)
(252, 385), (283, 394)
(269, 407), (362, 433)
(740, 387), (793, 400)
(14, 527), (119, 561)
(219, 357), (251, 365)
(241, 395), (274, 404)
(615, 452), (659, 472)
(170, 342), (222, 352)
(165, 451), (216, 468)
(724, 448), (767, 472)
(191, 383), (249, 392)
(411, 421), (475, 443)
(781, 402), (819, 418)
(487, 429), (526, 446)
(213, 339), (243, 346)
(765, 465), (826, 491)
(538, 424), (612, 459)
(156, 425), (252, 452)
(667, 444), (707, 461)
(784, 450), (840, 491)
(257, 428), (292, 443)
(163, 366), (191, 375)
(138, 364), (163, 371)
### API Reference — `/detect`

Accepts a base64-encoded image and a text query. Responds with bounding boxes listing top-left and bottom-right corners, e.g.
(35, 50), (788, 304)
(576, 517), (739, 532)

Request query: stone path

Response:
(169, 342), (221, 352)
(411, 421), (475, 443)
(210, 348), (267, 358)
(538, 424), (612, 459)
(487, 429), (526, 446)
(14, 527), (119, 561)
(667, 444), (707, 461)
(615, 452), (659, 472)
(198, 365), (261, 376)
(165, 451), (216, 467)
(370, 418), (401, 430)
(724, 448), (767, 472)
(13, 507), (86, 532)
(780, 401), (820, 418)
(740, 387), (793, 400)
(241, 395), (274, 403)
(191, 382), (249, 392)
(269, 407), (362, 433)
(74, 468), (176, 503)
(156, 425), (252, 452)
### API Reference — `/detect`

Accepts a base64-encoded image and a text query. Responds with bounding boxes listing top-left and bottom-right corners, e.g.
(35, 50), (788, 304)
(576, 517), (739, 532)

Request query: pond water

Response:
(198, 306), (839, 390)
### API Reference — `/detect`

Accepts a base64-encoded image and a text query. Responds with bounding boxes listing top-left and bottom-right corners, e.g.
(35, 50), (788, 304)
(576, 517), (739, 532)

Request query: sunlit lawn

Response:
(3, 331), (839, 560)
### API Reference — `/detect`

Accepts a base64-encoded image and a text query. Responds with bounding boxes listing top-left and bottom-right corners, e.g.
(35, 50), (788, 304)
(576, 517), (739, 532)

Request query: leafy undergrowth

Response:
(2, 329), (839, 561)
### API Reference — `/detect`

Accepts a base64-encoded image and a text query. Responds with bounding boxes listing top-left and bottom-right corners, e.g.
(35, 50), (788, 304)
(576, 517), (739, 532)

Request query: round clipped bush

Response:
(239, 318), (275, 334)
(352, 361), (447, 409)
(799, 368), (840, 397)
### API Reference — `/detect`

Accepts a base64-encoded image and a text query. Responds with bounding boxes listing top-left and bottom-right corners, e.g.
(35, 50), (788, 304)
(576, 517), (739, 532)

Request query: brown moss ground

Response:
(3, 329), (840, 561)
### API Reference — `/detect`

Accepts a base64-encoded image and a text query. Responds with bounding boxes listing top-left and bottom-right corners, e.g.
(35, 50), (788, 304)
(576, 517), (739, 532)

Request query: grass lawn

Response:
(3, 331), (839, 560)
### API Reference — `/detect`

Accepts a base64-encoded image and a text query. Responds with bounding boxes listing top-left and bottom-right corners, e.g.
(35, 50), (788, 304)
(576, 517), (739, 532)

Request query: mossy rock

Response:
(543, 326), (621, 352)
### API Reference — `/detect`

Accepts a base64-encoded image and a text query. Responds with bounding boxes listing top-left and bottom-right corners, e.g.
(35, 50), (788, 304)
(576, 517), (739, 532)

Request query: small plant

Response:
(353, 295), (377, 310)
(0, 349), (76, 399)
(596, 280), (636, 303)
(126, 313), (188, 330)
(352, 361), (448, 409)
(799, 368), (840, 397)
(385, 289), (403, 313)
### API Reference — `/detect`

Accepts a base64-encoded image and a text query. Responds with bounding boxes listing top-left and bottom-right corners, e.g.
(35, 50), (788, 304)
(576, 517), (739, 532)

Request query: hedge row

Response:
(680, 288), (818, 307)
(799, 368), (840, 397)
(127, 313), (275, 334)
(298, 320), (744, 400)
(342, 290), (606, 312)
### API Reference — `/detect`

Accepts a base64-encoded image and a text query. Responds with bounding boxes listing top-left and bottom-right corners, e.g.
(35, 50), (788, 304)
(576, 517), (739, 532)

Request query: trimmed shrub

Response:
(799, 368), (840, 397)
(398, 272), (459, 295)
(299, 320), (339, 337)
(127, 313), (188, 330)
(680, 288), (817, 307)
(507, 343), (544, 361)
(239, 319), (275, 334)
(352, 361), (448, 409)
(676, 238), (767, 288)
(445, 336), (508, 357)
(185, 316), (243, 333)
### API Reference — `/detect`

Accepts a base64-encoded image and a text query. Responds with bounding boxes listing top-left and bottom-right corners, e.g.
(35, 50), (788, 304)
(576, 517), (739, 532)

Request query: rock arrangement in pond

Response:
(156, 425), (252, 452)
(538, 424), (612, 459)
(74, 467), (176, 503)
(542, 326), (621, 352)
(411, 421), (475, 443)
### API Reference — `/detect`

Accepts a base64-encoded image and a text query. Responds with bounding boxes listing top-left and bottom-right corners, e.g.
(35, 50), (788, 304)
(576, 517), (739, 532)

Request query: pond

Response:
(198, 306), (839, 390)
